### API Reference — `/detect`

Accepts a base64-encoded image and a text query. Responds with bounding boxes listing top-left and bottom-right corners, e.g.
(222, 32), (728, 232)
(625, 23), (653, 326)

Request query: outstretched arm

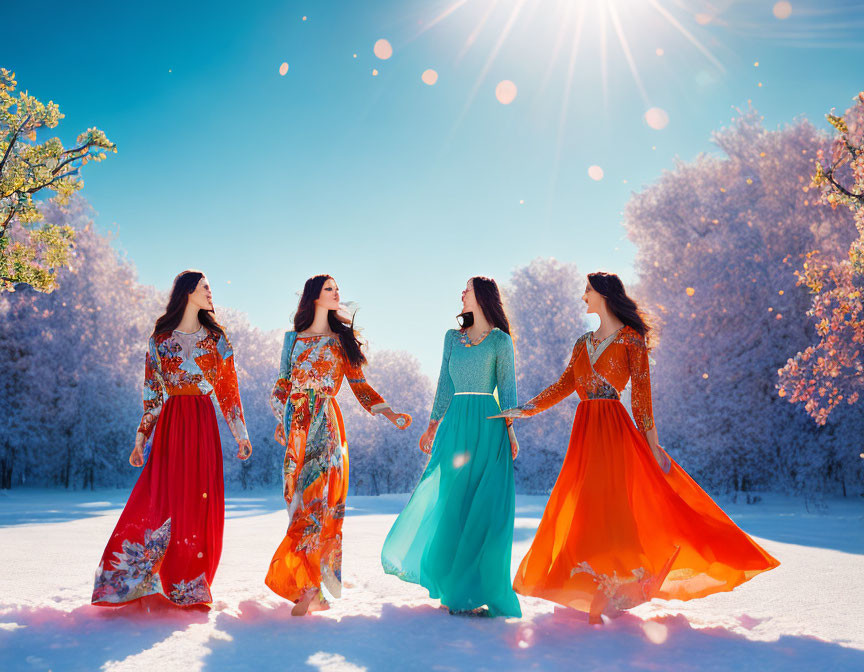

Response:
(517, 337), (583, 416)
(345, 358), (411, 430)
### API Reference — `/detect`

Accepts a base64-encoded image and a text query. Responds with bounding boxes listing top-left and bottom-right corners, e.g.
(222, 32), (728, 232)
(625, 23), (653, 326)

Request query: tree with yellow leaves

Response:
(0, 67), (116, 293)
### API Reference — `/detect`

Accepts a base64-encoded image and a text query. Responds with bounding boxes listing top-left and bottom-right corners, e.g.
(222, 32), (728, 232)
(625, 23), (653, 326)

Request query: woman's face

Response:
(582, 280), (605, 315)
(461, 279), (479, 314)
(316, 277), (341, 311)
(188, 276), (214, 312)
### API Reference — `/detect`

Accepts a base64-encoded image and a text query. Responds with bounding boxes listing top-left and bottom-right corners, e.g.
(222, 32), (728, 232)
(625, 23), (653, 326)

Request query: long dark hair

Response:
(153, 270), (224, 337)
(587, 272), (651, 344)
(294, 274), (366, 367)
(469, 276), (511, 336)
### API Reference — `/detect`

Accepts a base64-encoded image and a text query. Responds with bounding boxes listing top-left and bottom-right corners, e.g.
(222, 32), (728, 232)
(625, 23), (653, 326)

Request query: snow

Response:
(1, 490), (862, 672)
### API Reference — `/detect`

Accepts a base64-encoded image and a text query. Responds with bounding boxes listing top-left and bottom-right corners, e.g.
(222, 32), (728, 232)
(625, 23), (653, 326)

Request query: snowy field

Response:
(0, 489), (863, 672)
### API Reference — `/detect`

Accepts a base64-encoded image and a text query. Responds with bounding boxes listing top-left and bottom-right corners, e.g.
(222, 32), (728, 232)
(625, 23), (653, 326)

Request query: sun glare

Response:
(418, 0), (729, 96)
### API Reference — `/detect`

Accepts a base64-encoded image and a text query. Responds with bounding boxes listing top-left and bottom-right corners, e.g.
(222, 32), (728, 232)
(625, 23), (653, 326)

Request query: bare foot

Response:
(291, 591), (315, 616)
(308, 592), (330, 612)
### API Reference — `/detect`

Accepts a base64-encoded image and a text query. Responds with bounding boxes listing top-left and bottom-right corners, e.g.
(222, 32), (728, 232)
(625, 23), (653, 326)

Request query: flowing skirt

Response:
(92, 395), (225, 607)
(513, 399), (780, 621)
(382, 394), (521, 617)
(265, 397), (347, 602)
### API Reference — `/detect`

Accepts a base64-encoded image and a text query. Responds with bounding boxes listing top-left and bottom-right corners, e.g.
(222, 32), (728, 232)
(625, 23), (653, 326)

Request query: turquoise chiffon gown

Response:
(381, 328), (521, 617)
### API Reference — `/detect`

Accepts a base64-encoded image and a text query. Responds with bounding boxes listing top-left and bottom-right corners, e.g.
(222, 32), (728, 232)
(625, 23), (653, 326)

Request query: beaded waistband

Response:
(585, 391), (621, 400)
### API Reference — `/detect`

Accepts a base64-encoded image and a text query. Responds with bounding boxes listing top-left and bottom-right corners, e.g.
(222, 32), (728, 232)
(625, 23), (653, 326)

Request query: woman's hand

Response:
(508, 423), (519, 460)
(419, 421), (438, 454)
(274, 422), (287, 446)
(129, 433), (145, 467)
(382, 408), (412, 430)
(651, 444), (671, 473)
(237, 439), (253, 460)
(645, 426), (670, 473)
(488, 407), (527, 420)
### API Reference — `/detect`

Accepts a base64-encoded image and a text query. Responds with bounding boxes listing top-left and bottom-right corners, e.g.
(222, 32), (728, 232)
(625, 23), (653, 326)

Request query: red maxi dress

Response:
(92, 327), (248, 607)
(512, 327), (779, 622)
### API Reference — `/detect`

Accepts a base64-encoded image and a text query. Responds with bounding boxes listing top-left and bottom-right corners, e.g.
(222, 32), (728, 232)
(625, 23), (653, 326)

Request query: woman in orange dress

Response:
(266, 275), (412, 615)
(495, 272), (779, 623)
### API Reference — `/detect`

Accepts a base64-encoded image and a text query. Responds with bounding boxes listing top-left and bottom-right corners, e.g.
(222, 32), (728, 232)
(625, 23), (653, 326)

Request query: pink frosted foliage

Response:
(777, 93), (864, 426)
(624, 109), (862, 494)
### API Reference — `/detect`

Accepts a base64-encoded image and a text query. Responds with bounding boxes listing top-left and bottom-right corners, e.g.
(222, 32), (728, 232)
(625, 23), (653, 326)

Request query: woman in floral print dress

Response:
(497, 272), (779, 624)
(266, 275), (412, 616)
(92, 270), (252, 608)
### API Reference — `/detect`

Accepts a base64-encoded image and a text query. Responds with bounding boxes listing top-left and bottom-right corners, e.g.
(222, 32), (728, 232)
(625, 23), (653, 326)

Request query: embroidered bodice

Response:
(520, 325), (654, 433)
(269, 333), (389, 421)
(138, 327), (248, 442)
(430, 328), (517, 422)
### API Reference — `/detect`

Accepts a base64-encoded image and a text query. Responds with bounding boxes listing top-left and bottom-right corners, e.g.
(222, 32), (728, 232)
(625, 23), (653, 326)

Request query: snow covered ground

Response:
(0, 489), (862, 672)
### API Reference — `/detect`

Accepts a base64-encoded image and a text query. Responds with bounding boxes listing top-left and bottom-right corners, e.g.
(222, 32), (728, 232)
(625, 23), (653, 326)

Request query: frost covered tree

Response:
(0, 68), (116, 294)
(0, 198), (441, 493)
(778, 93), (864, 427)
(504, 258), (590, 493)
(0, 197), (158, 489)
(625, 110), (864, 495)
(341, 349), (432, 495)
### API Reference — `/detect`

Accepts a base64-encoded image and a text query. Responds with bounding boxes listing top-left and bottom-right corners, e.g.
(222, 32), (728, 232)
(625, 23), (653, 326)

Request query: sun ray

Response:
(461, 0), (529, 115)
(536, 1), (574, 96)
(558, 4), (588, 140)
(457, 0), (501, 62)
(598, 5), (609, 110)
(548, 3), (588, 198)
(608, 1), (650, 106)
(647, 0), (726, 72)
(408, 0), (471, 43)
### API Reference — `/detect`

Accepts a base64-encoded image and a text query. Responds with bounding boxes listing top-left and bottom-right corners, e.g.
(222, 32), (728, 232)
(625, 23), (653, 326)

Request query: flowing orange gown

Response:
(512, 326), (779, 622)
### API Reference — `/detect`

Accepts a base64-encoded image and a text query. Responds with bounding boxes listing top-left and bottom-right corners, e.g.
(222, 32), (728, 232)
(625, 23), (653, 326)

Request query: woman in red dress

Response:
(92, 270), (252, 608)
(496, 272), (779, 623)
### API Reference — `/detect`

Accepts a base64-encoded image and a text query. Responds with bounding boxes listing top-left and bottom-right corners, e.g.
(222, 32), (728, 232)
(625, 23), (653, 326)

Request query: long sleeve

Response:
(625, 331), (655, 433)
(430, 330), (455, 422)
(495, 331), (518, 411)
(212, 331), (249, 443)
(344, 358), (389, 415)
(270, 331), (295, 421)
(520, 336), (584, 416)
(137, 337), (165, 439)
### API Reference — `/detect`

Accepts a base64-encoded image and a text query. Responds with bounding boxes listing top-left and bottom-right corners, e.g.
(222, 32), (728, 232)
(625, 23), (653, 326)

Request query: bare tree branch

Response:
(24, 168), (80, 195)
(52, 150), (91, 175)
(0, 114), (31, 177)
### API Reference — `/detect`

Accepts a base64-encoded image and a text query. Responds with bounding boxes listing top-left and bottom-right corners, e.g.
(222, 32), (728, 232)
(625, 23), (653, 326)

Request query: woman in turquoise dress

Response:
(381, 276), (521, 617)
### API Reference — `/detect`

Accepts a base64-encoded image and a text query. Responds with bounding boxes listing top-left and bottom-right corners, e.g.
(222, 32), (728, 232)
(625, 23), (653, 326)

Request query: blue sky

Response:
(7, 0), (864, 378)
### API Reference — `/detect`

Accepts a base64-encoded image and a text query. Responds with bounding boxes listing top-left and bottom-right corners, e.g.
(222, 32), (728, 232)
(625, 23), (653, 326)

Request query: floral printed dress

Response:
(266, 332), (390, 603)
(92, 326), (248, 607)
(510, 326), (779, 622)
